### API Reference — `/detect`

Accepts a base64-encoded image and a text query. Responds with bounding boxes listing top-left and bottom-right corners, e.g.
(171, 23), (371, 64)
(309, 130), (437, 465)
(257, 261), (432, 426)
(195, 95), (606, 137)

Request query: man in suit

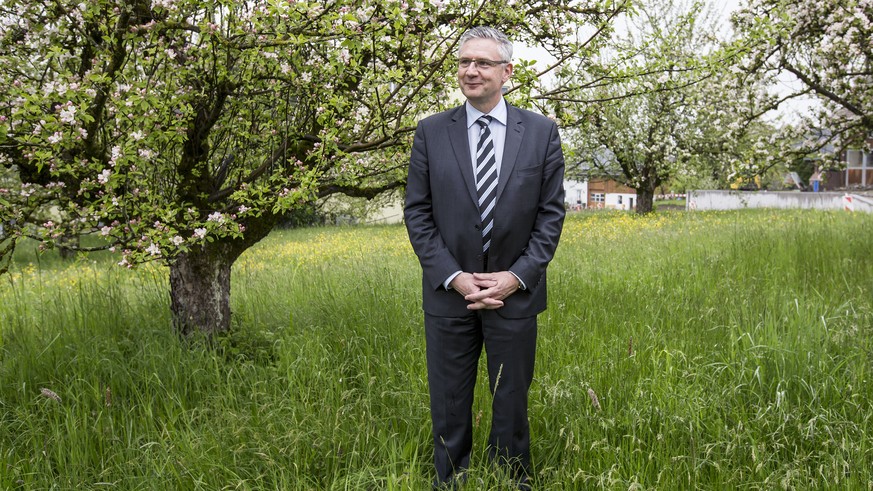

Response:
(404, 26), (566, 488)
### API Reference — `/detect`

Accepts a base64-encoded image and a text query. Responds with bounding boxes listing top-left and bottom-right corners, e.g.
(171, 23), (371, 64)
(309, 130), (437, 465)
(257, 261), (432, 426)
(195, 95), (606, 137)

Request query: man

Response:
(404, 26), (566, 488)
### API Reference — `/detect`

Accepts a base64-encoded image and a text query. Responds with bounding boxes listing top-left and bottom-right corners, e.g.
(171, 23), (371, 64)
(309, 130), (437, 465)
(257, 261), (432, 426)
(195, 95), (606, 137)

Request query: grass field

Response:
(1, 209), (872, 489)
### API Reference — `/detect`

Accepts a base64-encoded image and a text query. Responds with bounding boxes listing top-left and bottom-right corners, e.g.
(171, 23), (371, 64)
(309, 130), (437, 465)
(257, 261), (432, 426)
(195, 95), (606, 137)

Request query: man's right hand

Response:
(450, 272), (505, 310)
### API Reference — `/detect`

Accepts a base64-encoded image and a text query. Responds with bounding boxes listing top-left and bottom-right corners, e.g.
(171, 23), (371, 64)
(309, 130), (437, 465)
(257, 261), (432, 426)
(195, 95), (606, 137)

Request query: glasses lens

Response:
(459, 59), (504, 69)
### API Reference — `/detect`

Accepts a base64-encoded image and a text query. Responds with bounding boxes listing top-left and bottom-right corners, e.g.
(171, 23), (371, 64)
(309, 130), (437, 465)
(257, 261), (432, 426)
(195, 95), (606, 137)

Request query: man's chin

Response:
(462, 92), (487, 105)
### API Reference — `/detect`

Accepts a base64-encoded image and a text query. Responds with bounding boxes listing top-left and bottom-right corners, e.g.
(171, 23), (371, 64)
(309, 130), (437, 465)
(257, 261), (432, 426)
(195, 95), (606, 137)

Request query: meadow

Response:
(1, 209), (871, 490)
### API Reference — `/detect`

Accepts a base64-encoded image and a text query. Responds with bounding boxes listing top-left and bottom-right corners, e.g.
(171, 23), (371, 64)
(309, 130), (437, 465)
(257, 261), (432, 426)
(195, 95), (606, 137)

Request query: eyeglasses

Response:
(458, 58), (509, 69)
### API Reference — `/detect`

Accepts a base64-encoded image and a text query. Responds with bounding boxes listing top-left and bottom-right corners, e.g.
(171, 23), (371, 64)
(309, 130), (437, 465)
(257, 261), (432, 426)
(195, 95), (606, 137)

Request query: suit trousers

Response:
(424, 310), (537, 484)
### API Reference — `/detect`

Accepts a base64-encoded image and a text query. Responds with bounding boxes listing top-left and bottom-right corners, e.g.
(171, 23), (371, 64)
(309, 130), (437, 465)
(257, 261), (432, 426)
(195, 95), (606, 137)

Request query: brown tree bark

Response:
(635, 187), (655, 214)
(168, 214), (278, 337)
(169, 245), (234, 336)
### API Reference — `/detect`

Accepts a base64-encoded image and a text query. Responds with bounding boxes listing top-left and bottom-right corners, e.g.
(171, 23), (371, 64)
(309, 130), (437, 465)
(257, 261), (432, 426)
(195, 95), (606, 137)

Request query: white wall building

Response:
(564, 178), (637, 211)
(605, 193), (637, 211)
(564, 179), (588, 210)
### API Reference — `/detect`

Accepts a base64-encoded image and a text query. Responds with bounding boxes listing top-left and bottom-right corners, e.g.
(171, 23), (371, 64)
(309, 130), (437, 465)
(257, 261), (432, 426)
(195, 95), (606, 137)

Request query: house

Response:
(586, 178), (637, 210)
(563, 156), (638, 210)
(818, 146), (872, 190)
(564, 179), (588, 210)
(803, 132), (872, 191)
(836, 144), (873, 188)
(563, 177), (637, 211)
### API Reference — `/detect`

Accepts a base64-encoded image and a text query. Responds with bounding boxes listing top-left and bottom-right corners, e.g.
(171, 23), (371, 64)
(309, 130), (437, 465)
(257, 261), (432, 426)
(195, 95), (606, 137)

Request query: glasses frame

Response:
(457, 58), (510, 69)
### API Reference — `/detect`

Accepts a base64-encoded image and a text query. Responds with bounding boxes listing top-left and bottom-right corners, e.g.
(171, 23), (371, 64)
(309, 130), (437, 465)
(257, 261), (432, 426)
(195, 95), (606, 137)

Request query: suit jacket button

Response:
(476, 254), (484, 261)
(474, 224), (480, 230)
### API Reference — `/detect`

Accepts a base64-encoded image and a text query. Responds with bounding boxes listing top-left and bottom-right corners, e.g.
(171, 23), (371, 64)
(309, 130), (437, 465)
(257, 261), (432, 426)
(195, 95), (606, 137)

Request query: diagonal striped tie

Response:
(475, 115), (497, 253)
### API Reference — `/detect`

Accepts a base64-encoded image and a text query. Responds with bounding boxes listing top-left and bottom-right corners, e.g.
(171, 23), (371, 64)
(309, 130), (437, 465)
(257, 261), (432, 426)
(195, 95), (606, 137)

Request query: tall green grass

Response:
(1, 210), (871, 489)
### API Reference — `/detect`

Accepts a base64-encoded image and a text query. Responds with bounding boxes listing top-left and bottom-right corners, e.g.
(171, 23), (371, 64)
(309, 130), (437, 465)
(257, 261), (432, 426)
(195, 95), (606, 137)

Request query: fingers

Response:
(471, 275), (497, 288)
(455, 271), (518, 310)
(466, 271), (519, 302)
(466, 297), (504, 310)
(449, 272), (479, 296)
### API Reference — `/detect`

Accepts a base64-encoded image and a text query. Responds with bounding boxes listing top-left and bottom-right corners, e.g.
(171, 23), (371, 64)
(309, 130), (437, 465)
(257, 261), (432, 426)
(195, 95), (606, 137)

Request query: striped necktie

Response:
(475, 115), (497, 253)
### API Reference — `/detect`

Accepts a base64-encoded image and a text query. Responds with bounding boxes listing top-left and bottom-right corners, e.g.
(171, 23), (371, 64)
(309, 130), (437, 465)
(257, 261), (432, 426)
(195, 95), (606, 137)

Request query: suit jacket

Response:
(404, 101), (565, 318)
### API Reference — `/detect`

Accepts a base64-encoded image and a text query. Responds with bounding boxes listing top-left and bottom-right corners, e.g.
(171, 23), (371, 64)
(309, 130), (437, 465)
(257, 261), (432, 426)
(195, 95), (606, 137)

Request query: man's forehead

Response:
(459, 38), (502, 55)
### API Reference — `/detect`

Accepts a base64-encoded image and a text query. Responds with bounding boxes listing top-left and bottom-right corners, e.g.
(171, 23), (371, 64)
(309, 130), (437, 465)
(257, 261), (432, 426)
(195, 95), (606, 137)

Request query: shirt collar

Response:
(465, 98), (507, 128)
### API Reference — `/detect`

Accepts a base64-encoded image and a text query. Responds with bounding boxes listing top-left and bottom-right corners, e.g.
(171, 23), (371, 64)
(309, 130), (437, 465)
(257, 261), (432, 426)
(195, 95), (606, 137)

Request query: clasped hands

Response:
(450, 271), (520, 310)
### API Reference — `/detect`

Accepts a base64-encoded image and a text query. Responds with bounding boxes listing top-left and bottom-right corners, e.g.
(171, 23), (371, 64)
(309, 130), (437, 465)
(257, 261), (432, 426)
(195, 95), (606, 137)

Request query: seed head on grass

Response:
(587, 388), (601, 412)
(40, 388), (61, 403)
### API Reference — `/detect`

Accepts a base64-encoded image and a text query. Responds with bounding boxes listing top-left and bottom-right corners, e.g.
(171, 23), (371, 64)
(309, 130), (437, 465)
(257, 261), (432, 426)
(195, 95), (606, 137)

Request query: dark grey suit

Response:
(405, 101), (565, 485)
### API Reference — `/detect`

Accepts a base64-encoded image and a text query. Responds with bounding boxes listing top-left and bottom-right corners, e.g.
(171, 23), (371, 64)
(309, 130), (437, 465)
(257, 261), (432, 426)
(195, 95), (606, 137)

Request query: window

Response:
(847, 149), (863, 168)
(592, 193), (605, 203)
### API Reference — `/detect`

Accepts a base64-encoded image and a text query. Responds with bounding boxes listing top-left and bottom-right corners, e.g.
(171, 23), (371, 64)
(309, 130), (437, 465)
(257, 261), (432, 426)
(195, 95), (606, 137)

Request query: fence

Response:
(687, 190), (873, 213)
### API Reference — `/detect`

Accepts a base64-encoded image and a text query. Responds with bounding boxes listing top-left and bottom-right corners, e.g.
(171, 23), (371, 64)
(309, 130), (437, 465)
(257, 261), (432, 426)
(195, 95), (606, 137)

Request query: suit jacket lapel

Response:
(497, 104), (524, 201)
(448, 106), (479, 206)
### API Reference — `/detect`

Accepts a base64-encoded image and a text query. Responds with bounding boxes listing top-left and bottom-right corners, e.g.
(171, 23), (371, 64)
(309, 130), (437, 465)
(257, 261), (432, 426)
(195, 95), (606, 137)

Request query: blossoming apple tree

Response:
(541, 0), (777, 213)
(0, 0), (623, 335)
(732, 0), (872, 154)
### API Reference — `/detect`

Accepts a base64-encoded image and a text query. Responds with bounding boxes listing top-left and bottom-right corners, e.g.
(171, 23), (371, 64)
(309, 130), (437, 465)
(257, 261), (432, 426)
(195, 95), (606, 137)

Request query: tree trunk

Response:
(165, 210), (279, 337)
(57, 233), (79, 260)
(169, 246), (233, 337)
(636, 187), (655, 214)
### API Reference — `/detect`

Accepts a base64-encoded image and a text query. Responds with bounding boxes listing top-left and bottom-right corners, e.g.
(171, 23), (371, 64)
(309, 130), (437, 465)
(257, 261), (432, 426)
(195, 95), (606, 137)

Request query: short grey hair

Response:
(458, 27), (513, 62)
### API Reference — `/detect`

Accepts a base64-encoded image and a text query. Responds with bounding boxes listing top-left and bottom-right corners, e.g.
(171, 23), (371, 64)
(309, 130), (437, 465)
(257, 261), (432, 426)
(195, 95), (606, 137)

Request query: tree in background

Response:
(0, 0), (624, 335)
(541, 0), (776, 213)
(732, 0), (872, 157)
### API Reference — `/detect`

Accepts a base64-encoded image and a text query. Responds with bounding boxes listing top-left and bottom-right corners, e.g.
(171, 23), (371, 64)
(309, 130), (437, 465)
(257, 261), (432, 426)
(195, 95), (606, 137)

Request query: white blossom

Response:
(59, 104), (77, 124)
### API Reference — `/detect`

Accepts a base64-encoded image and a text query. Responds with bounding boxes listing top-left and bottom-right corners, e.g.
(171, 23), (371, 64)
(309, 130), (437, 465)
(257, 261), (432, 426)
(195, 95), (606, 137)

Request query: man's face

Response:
(457, 38), (513, 112)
